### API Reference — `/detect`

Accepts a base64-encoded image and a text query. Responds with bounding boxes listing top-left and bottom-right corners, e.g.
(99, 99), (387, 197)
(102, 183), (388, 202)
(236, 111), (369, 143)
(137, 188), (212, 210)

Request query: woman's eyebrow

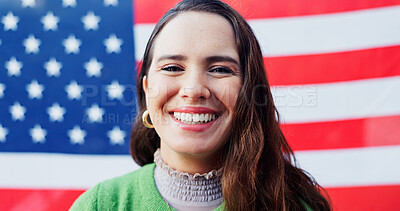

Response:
(156, 54), (240, 67)
(205, 55), (239, 67)
(156, 54), (188, 63)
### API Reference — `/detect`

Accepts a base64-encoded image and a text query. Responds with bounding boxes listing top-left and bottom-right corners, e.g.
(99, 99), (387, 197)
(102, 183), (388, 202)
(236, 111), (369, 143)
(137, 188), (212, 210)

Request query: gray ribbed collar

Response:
(153, 149), (223, 209)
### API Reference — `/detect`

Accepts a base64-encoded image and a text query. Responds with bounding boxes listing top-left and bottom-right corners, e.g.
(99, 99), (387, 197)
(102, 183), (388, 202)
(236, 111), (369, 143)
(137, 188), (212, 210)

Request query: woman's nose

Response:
(178, 70), (211, 102)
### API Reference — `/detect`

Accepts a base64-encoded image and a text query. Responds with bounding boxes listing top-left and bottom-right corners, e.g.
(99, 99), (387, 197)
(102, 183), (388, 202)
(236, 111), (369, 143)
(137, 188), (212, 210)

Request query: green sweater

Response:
(70, 163), (312, 211)
(69, 163), (225, 211)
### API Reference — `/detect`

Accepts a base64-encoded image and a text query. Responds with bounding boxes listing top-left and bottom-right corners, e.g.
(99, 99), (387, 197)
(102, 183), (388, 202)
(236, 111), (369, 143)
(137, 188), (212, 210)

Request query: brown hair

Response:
(130, 0), (331, 210)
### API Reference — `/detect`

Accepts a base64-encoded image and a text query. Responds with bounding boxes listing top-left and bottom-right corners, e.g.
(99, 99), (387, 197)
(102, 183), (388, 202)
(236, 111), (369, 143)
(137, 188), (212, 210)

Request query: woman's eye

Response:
(161, 66), (183, 72)
(209, 67), (233, 74)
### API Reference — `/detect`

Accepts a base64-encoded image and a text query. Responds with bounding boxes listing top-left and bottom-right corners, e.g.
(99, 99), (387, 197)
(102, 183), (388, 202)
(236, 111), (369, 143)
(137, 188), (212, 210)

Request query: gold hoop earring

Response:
(142, 110), (154, 128)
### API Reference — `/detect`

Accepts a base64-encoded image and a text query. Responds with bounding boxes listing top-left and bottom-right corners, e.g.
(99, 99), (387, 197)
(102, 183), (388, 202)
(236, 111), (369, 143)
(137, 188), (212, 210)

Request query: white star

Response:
(62, 35), (81, 54)
(30, 124), (47, 143)
(0, 124), (9, 143)
(47, 103), (66, 122)
(104, 0), (118, 7)
(86, 104), (105, 123)
(44, 58), (62, 77)
(1, 12), (19, 31)
(106, 80), (125, 100)
(81, 11), (100, 31)
(41, 12), (59, 31)
(5, 57), (23, 76)
(68, 125), (86, 145)
(65, 80), (83, 100)
(107, 126), (125, 145)
(21, 0), (36, 8)
(84, 57), (103, 77)
(23, 34), (41, 54)
(104, 34), (123, 54)
(0, 83), (5, 98)
(9, 102), (26, 121)
(26, 80), (44, 99)
(62, 0), (77, 7)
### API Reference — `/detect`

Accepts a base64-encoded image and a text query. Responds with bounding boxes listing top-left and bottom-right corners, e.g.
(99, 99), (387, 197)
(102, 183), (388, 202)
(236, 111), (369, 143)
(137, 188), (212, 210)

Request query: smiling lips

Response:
(169, 107), (220, 131)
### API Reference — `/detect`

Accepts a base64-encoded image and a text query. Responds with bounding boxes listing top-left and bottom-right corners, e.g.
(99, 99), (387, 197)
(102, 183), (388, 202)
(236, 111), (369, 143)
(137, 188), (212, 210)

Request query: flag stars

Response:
(2, 12), (19, 31)
(30, 124), (47, 144)
(21, 0), (36, 8)
(84, 58), (103, 77)
(9, 102), (26, 121)
(23, 34), (41, 54)
(68, 125), (86, 145)
(104, 34), (123, 54)
(26, 80), (44, 99)
(6, 57), (23, 76)
(104, 0), (118, 7)
(62, 0), (77, 7)
(44, 58), (62, 77)
(41, 12), (59, 31)
(65, 81), (83, 100)
(82, 11), (101, 31)
(86, 104), (105, 123)
(0, 83), (5, 98)
(47, 103), (66, 122)
(107, 126), (125, 145)
(106, 80), (125, 100)
(0, 124), (9, 143)
(62, 35), (81, 54)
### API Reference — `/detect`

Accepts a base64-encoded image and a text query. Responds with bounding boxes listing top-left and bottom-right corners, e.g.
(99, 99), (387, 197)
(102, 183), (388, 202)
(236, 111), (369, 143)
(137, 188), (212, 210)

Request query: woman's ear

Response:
(142, 75), (148, 95)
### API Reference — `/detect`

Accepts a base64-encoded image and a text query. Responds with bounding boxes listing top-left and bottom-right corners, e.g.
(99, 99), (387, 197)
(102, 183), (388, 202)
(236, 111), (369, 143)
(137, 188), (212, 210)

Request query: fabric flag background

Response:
(1, 0), (399, 210)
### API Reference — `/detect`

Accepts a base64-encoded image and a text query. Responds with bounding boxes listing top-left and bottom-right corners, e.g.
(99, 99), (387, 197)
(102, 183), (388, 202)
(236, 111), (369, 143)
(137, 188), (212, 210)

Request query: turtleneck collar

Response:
(153, 148), (223, 210)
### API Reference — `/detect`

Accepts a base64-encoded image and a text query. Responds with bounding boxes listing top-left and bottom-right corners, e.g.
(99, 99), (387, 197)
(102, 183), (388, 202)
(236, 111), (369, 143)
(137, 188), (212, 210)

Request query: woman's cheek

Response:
(147, 75), (180, 113)
(215, 80), (241, 109)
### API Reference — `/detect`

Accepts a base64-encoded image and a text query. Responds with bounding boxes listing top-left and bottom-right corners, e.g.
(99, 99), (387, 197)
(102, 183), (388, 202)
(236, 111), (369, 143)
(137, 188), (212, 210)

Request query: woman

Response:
(71, 0), (331, 210)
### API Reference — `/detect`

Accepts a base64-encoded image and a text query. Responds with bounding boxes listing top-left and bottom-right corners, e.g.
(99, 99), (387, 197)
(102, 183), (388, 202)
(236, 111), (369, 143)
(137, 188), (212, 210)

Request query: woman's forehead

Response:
(151, 11), (238, 61)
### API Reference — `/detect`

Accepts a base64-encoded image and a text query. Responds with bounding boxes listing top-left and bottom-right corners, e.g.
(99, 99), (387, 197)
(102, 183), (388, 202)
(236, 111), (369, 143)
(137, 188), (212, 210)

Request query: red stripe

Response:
(282, 115), (400, 151)
(134, 0), (400, 24)
(0, 189), (84, 211)
(266, 45), (400, 86)
(325, 185), (400, 211)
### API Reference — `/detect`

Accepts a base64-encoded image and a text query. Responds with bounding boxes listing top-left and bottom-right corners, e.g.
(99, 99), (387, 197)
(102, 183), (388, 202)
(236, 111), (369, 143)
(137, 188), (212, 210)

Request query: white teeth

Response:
(199, 114), (205, 121)
(174, 112), (180, 119)
(204, 114), (209, 122)
(186, 114), (192, 122)
(193, 114), (200, 122)
(173, 112), (217, 124)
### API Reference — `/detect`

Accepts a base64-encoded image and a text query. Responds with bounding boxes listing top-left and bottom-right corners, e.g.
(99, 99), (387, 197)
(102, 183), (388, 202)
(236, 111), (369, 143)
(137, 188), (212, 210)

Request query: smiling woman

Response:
(70, 0), (331, 210)
(143, 11), (242, 174)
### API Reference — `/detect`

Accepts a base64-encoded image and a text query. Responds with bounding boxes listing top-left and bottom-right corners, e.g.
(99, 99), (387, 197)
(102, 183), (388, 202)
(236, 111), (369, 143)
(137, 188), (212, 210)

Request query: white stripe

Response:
(134, 5), (400, 60)
(134, 24), (154, 61)
(0, 153), (139, 189)
(272, 76), (400, 124)
(295, 145), (400, 187)
(1, 146), (399, 188)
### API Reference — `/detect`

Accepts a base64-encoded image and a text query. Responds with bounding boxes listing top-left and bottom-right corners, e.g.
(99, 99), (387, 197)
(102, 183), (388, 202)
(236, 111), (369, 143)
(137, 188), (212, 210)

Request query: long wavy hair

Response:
(130, 0), (331, 210)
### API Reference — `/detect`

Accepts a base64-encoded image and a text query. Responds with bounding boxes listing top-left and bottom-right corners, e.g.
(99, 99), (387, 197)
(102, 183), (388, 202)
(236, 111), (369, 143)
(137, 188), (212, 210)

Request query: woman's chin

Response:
(164, 140), (219, 157)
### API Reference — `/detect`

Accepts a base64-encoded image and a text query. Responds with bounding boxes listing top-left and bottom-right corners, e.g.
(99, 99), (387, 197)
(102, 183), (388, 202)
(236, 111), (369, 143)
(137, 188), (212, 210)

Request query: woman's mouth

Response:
(168, 107), (220, 131)
(172, 112), (219, 125)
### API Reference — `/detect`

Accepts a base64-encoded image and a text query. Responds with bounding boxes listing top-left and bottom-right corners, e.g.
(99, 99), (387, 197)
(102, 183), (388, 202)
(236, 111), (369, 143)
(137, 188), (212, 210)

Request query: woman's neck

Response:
(160, 143), (220, 174)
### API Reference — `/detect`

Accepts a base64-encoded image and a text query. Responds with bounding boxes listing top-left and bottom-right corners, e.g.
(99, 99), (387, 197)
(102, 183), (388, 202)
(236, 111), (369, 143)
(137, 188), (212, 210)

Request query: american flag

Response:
(1, 0), (400, 210)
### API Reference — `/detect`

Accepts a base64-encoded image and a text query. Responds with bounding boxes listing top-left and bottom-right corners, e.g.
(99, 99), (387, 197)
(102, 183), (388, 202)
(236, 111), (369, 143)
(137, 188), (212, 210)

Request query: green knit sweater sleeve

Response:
(69, 164), (158, 211)
(69, 184), (99, 210)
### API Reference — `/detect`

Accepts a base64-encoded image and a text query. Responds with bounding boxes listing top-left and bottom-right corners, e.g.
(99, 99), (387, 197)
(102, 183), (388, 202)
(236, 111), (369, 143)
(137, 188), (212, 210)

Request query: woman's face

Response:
(144, 12), (242, 163)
